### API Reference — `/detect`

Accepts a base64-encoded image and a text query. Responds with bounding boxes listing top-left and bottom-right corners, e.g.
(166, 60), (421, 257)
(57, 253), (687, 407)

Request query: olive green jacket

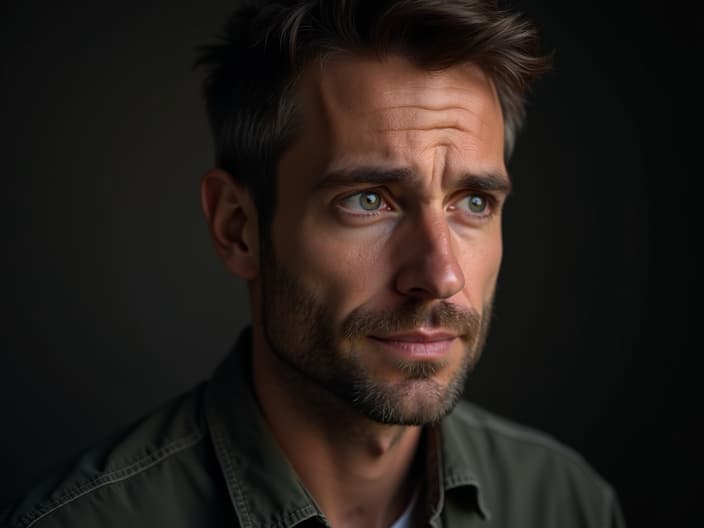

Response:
(1, 330), (625, 527)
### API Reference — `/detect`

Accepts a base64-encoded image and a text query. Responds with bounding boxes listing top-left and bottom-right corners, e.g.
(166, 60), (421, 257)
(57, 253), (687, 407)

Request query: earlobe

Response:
(200, 169), (259, 280)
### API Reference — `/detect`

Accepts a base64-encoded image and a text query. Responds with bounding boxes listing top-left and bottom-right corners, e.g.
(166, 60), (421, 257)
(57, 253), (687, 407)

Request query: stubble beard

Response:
(260, 246), (493, 426)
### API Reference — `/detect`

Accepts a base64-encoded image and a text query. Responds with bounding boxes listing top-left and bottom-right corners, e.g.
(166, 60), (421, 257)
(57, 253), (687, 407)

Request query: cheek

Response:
(457, 230), (503, 304)
(275, 217), (392, 311)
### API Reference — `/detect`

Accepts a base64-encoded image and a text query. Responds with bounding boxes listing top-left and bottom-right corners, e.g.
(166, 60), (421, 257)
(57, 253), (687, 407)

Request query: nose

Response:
(394, 211), (465, 300)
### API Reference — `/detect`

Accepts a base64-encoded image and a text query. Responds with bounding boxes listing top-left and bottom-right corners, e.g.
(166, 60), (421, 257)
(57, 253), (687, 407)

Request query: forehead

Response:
(283, 55), (505, 181)
(313, 55), (499, 120)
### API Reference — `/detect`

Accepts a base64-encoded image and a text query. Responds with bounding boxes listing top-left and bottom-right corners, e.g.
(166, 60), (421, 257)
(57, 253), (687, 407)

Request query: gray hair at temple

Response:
(195, 0), (551, 222)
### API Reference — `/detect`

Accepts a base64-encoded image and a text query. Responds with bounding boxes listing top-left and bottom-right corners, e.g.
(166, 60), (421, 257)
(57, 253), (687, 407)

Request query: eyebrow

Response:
(316, 166), (512, 196)
(456, 172), (512, 196)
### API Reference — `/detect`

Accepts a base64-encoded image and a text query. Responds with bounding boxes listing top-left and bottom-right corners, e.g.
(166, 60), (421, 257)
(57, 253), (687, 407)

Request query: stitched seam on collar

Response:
(438, 415), (491, 521)
(209, 423), (323, 528)
(18, 430), (204, 528)
(209, 422), (254, 528)
(270, 504), (321, 528)
(444, 472), (477, 488)
(443, 474), (490, 521)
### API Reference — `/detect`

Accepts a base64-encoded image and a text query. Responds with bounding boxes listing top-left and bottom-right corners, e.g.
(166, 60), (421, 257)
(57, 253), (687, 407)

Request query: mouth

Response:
(368, 329), (459, 359)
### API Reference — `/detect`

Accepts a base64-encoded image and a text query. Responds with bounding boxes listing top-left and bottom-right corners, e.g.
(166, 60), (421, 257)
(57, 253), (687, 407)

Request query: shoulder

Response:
(441, 400), (625, 526)
(447, 399), (601, 475)
(0, 384), (221, 528)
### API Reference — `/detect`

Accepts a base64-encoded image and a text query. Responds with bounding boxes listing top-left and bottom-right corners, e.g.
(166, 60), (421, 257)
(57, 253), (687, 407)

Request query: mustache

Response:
(340, 300), (481, 341)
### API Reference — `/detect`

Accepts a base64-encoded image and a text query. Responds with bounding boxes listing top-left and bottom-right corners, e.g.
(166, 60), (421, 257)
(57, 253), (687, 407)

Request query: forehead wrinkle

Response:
(297, 57), (505, 191)
(373, 105), (486, 136)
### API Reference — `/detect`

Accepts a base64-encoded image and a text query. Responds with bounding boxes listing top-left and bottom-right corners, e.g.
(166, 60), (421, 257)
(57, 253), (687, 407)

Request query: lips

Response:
(371, 330), (458, 343)
(368, 330), (458, 359)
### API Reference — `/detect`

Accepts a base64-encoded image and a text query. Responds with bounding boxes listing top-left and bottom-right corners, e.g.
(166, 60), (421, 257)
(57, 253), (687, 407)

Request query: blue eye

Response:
(456, 194), (493, 217)
(359, 192), (382, 210)
(449, 193), (497, 222)
(468, 195), (487, 213)
(340, 191), (385, 211)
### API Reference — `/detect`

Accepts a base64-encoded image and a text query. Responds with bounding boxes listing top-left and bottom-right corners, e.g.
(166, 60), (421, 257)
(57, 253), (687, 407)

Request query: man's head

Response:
(196, 0), (548, 225)
(198, 1), (548, 426)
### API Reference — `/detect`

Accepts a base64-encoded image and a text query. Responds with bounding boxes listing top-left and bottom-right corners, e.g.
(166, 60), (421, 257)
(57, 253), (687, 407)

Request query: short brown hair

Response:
(196, 0), (550, 221)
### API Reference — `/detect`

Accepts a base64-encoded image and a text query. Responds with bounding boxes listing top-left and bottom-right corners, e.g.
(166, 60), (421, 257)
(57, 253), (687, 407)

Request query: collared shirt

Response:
(1, 329), (626, 527)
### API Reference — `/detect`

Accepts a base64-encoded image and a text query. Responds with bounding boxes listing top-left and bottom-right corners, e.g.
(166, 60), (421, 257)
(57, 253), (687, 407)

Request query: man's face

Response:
(259, 56), (508, 425)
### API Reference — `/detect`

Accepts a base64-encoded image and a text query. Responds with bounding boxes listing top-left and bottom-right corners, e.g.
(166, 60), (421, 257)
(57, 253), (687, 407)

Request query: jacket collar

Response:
(436, 410), (492, 521)
(205, 328), (489, 527)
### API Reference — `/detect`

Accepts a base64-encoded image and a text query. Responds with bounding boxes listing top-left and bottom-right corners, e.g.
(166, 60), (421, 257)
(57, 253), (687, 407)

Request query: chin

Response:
(350, 377), (464, 426)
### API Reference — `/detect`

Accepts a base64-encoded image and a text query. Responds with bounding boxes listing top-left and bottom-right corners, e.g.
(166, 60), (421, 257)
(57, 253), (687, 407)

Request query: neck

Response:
(251, 325), (423, 528)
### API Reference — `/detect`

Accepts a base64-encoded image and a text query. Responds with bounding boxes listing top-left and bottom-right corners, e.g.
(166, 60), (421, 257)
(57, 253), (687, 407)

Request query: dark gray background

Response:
(1, 1), (697, 526)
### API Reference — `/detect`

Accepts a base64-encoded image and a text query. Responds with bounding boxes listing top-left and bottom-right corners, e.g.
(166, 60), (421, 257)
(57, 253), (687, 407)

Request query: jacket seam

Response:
(210, 426), (253, 528)
(18, 429), (204, 528)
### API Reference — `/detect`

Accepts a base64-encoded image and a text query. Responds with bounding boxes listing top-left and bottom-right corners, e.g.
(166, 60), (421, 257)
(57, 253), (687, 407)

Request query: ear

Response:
(200, 168), (259, 280)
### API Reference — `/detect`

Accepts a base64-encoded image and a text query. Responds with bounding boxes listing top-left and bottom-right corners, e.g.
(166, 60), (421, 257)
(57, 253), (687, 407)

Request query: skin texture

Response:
(201, 55), (508, 528)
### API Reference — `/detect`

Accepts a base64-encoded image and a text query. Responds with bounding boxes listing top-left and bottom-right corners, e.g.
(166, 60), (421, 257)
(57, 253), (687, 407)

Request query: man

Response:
(1, 1), (625, 527)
